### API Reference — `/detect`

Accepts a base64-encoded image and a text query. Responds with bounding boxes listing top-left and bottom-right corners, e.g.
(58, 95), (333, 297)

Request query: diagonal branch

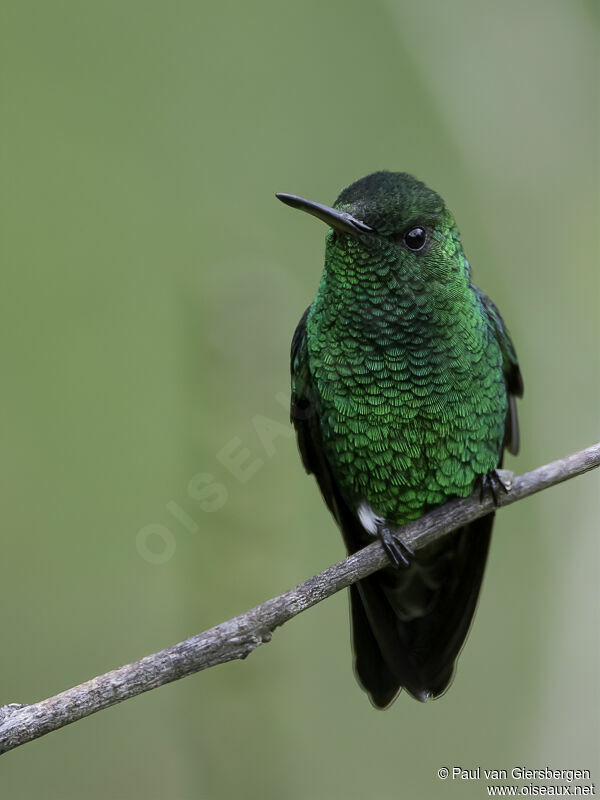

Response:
(1, 442), (598, 755)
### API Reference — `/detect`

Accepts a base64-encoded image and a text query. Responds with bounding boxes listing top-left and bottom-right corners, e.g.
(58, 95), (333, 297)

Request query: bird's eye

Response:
(403, 227), (427, 251)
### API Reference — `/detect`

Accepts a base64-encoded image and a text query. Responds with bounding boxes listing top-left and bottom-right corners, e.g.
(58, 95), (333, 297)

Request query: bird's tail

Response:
(347, 513), (494, 708)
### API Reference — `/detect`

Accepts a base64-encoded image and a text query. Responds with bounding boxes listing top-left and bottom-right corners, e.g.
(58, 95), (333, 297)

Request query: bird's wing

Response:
(291, 306), (367, 528)
(476, 288), (524, 454)
(290, 306), (337, 515)
(290, 306), (317, 473)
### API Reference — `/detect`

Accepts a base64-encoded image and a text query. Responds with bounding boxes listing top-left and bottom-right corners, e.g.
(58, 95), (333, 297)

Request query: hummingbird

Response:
(277, 172), (523, 708)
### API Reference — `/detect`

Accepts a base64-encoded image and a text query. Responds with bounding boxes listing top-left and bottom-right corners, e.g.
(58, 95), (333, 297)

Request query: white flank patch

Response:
(357, 501), (385, 536)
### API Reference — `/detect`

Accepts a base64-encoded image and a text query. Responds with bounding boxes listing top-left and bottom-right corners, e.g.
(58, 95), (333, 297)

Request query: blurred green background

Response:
(1, 0), (598, 797)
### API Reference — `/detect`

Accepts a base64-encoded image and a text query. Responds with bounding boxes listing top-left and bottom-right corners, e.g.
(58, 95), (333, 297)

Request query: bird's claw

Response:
(378, 527), (414, 569)
(479, 468), (513, 507)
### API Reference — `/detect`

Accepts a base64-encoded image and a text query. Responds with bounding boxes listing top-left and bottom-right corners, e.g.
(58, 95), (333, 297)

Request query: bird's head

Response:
(277, 171), (469, 292)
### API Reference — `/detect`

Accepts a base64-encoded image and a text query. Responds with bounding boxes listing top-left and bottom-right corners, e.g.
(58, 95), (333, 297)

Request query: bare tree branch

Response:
(1, 442), (598, 754)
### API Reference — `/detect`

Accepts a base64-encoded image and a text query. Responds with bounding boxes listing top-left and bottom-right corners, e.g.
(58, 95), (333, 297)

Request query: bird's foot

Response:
(479, 468), (514, 507)
(378, 527), (414, 570)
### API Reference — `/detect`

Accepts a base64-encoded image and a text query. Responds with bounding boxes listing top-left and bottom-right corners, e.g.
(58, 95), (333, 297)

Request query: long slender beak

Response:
(276, 193), (374, 236)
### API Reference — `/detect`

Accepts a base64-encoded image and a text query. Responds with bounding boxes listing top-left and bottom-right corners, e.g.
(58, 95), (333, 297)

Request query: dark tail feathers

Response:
(349, 514), (494, 708)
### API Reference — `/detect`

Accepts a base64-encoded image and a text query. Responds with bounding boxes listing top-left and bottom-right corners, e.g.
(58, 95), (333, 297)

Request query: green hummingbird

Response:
(277, 172), (523, 708)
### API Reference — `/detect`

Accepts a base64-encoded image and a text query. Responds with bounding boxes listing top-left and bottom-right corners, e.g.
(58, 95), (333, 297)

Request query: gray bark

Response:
(1, 442), (598, 755)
